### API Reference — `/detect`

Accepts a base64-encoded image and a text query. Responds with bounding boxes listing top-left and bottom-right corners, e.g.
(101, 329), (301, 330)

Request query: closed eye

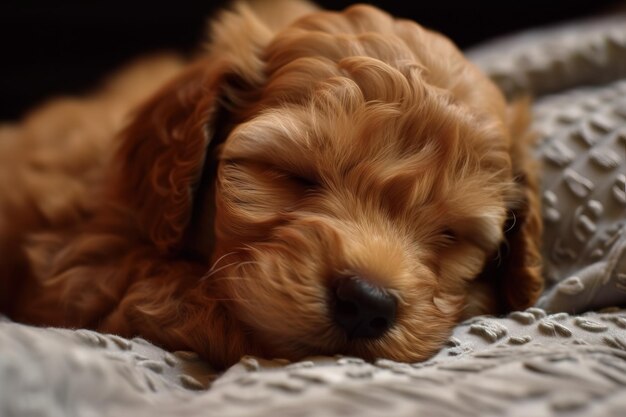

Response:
(442, 228), (456, 239)
(440, 227), (458, 245)
(230, 160), (318, 187)
(290, 174), (318, 189)
(273, 168), (318, 189)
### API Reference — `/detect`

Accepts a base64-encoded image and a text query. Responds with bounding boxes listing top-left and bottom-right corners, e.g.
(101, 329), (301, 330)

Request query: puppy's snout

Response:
(332, 276), (397, 339)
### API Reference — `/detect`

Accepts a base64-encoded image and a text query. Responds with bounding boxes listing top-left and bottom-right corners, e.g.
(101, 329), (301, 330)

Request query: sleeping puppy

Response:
(0, 0), (543, 368)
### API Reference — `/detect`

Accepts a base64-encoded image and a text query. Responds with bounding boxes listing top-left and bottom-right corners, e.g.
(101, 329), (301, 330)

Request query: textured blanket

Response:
(2, 12), (626, 417)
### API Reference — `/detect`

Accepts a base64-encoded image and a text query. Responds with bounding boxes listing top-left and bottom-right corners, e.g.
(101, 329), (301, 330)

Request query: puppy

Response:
(0, 0), (543, 368)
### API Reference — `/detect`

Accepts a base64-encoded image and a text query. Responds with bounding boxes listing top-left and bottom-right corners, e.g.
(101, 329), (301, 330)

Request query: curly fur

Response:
(0, 1), (543, 368)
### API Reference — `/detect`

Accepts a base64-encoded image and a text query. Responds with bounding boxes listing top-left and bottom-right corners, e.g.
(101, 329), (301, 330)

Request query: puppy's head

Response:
(115, 4), (542, 364)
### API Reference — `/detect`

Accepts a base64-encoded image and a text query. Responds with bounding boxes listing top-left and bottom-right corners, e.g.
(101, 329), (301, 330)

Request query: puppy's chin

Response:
(214, 215), (463, 363)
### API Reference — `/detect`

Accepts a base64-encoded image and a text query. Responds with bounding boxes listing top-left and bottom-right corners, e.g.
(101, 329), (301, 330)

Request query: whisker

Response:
(240, 244), (263, 257)
(200, 261), (242, 281)
(201, 260), (262, 282)
(232, 260), (262, 271)
(210, 275), (255, 284)
(208, 251), (237, 273)
(505, 211), (517, 233)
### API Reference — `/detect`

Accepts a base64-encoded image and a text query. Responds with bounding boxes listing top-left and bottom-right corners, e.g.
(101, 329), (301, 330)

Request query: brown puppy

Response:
(0, 1), (542, 368)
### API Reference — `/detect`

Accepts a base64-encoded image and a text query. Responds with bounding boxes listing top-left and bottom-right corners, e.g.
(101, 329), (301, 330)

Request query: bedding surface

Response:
(2, 308), (626, 417)
(2, 11), (626, 417)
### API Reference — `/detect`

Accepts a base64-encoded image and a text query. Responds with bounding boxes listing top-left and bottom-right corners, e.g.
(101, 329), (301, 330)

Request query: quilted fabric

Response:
(533, 80), (626, 313)
(3, 308), (626, 417)
(466, 14), (626, 98)
(2, 11), (626, 417)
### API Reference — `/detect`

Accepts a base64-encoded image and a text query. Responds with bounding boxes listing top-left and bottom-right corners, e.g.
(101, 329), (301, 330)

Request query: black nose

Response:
(332, 276), (397, 339)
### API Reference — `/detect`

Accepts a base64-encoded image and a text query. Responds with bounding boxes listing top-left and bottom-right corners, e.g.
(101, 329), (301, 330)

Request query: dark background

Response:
(1, 0), (622, 121)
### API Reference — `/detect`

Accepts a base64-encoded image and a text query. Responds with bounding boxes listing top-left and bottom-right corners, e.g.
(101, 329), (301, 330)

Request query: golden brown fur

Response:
(0, 1), (542, 368)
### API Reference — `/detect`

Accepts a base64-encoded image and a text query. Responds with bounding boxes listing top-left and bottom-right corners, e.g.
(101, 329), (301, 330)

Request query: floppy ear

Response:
(494, 99), (544, 311)
(502, 100), (544, 310)
(466, 99), (543, 314)
(113, 0), (283, 255)
(112, 57), (247, 255)
(10, 57), (262, 336)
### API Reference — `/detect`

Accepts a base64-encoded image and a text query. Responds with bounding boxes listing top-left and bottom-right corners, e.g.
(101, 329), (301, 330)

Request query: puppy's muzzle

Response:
(332, 276), (397, 339)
